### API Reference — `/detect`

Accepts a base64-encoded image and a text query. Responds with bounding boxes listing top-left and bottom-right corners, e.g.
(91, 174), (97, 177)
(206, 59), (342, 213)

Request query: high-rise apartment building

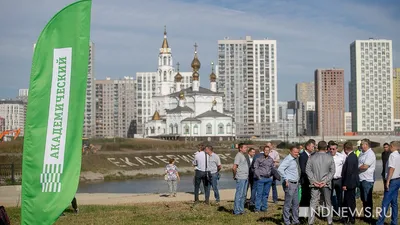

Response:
(393, 68), (400, 119)
(115, 77), (136, 138)
(344, 112), (352, 133)
(218, 36), (277, 138)
(83, 41), (96, 138)
(295, 82), (315, 136)
(315, 69), (345, 137)
(0, 100), (26, 136)
(135, 28), (194, 135)
(276, 101), (296, 139)
(0, 116), (5, 132)
(95, 79), (115, 138)
(95, 77), (136, 138)
(305, 101), (317, 136)
(393, 68), (400, 133)
(349, 39), (393, 134)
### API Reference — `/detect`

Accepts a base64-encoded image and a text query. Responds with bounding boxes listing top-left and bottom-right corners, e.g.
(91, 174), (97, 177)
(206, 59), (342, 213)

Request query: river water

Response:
(77, 161), (383, 194)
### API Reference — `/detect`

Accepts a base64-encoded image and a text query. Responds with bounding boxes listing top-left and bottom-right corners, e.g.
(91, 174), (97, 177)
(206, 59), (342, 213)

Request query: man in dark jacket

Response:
(341, 142), (359, 225)
(245, 148), (257, 206)
(381, 143), (391, 189)
(299, 140), (315, 207)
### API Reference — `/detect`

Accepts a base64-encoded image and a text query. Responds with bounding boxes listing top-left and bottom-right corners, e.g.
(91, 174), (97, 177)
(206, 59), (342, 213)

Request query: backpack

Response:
(0, 206), (10, 225)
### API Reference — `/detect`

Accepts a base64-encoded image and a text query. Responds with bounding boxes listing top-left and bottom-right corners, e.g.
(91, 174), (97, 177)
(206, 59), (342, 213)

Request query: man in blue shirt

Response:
(278, 145), (301, 225)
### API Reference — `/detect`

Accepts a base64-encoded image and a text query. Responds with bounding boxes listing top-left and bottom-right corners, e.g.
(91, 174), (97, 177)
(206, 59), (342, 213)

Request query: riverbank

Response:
(0, 181), (385, 207)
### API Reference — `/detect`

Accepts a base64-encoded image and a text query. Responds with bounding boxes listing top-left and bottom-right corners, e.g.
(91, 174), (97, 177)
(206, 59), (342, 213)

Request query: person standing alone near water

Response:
(165, 158), (180, 197)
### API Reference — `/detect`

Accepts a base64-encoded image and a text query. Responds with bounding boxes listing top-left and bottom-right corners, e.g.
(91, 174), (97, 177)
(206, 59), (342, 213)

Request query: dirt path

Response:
(1, 182), (385, 207)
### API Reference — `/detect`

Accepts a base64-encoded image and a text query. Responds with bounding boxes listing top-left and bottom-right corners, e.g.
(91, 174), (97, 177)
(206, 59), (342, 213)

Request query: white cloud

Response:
(0, 0), (399, 106)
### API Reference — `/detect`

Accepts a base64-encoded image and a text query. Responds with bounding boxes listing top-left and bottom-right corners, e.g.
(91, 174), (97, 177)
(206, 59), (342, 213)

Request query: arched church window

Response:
(184, 125), (189, 134)
(168, 57), (171, 66)
(218, 123), (224, 134)
(226, 123), (232, 134)
(163, 71), (167, 81)
(163, 56), (167, 65)
(151, 127), (155, 134)
(206, 123), (212, 134)
(174, 123), (178, 134)
(194, 125), (199, 134)
(169, 124), (173, 134)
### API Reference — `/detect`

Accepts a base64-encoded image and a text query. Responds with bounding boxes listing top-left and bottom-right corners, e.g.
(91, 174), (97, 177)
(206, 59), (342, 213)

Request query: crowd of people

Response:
(188, 139), (399, 225)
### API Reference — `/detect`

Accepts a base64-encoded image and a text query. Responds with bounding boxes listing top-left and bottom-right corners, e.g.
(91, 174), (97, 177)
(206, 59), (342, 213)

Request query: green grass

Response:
(6, 193), (399, 225)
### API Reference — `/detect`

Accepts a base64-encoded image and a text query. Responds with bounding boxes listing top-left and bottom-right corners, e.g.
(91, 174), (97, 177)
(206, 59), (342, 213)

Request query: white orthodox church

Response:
(144, 28), (236, 141)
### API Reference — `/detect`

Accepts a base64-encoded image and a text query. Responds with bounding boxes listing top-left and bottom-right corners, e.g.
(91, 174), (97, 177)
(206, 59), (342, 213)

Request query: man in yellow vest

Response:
(354, 140), (361, 157)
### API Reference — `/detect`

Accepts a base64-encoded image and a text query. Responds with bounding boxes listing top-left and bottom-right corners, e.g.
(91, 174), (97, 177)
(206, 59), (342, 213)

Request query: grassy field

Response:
(6, 193), (399, 225)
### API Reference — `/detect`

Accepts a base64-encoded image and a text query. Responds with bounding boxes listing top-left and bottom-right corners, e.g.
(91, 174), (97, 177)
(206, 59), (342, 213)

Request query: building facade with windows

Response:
(315, 68), (345, 137)
(217, 36), (277, 138)
(393, 68), (400, 120)
(349, 39), (393, 135)
(94, 77), (136, 138)
(83, 41), (96, 138)
(0, 100), (26, 136)
(0, 116), (5, 133)
(295, 82), (315, 136)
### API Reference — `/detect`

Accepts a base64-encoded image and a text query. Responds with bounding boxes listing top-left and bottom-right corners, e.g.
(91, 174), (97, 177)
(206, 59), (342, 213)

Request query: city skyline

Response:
(1, 0), (399, 105)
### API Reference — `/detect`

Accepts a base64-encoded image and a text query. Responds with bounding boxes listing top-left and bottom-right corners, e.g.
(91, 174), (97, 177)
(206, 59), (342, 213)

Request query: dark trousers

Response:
(247, 175), (254, 199)
(194, 170), (210, 202)
(359, 180), (374, 223)
(342, 188), (356, 224)
(71, 197), (78, 210)
(300, 182), (311, 207)
(271, 179), (278, 202)
(331, 178), (343, 214)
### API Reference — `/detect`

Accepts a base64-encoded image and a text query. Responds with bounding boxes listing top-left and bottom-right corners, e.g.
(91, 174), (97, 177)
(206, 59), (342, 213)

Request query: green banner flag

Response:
(21, 0), (92, 224)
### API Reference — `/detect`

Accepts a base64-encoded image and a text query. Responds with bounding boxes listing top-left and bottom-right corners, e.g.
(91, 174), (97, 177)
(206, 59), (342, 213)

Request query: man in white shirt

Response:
(193, 144), (210, 204)
(358, 139), (376, 224)
(193, 145), (205, 195)
(376, 141), (400, 225)
(329, 142), (346, 215)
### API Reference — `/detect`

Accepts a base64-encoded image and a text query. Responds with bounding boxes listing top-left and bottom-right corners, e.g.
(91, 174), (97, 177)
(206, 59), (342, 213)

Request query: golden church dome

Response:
(174, 62), (182, 82)
(191, 43), (201, 71)
(209, 62), (216, 82)
(152, 111), (161, 120)
(192, 71), (200, 81)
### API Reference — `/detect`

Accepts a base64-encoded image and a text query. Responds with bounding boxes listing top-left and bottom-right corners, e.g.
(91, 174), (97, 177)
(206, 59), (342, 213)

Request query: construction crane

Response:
(0, 128), (21, 142)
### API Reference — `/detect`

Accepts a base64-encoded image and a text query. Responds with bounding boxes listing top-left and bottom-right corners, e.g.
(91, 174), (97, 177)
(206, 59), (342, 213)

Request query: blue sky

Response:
(0, 0), (399, 108)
